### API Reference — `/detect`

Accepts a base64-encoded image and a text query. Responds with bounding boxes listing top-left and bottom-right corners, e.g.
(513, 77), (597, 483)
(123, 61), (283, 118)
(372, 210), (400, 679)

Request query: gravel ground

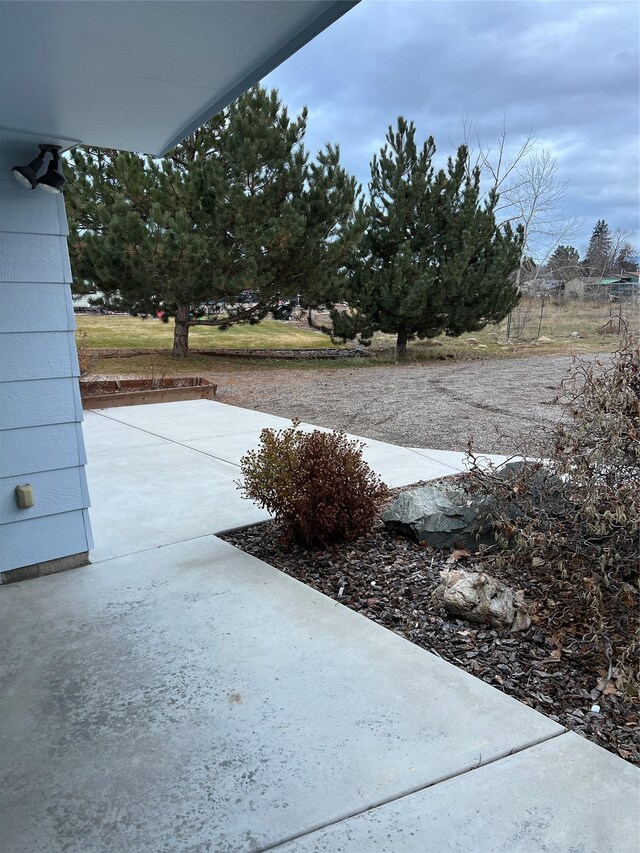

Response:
(214, 354), (583, 453)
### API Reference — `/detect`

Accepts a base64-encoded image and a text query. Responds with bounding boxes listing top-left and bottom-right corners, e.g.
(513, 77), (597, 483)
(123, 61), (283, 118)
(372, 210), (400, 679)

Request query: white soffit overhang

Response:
(0, 0), (357, 156)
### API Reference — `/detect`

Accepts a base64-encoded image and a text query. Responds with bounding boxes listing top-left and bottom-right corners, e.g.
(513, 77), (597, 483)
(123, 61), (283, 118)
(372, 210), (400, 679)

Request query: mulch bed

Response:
(222, 502), (639, 767)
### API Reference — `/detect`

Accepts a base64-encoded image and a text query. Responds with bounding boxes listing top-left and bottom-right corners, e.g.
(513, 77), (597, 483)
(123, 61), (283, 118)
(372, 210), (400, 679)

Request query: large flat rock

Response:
(0, 535), (562, 853)
(280, 732), (640, 852)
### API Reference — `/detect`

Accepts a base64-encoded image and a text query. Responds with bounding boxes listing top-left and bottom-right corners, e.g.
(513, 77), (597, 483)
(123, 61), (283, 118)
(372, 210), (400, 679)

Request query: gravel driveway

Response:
(214, 354), (588, 454)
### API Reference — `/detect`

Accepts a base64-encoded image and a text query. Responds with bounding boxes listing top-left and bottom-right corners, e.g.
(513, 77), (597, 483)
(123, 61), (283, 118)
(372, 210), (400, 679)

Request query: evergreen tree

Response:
(66, 148), (152, 311)
(66, 87), (360, 357)
(332, 118), (522, 358)
(583, 219), (613, 276)
(548, 245), (580, 283)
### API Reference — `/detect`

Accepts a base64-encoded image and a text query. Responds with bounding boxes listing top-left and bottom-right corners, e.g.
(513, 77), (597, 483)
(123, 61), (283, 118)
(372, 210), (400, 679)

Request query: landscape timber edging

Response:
(81, 377), (217, 409)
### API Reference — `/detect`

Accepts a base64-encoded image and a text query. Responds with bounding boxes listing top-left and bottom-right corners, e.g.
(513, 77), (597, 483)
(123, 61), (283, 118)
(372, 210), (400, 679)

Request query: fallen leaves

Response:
(446, 548), (472, 564)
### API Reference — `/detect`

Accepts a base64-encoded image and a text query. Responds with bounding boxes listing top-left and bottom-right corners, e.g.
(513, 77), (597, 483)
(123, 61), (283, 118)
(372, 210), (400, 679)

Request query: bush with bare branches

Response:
(76, 331), (98, 377)
(466, 337), (639, 693)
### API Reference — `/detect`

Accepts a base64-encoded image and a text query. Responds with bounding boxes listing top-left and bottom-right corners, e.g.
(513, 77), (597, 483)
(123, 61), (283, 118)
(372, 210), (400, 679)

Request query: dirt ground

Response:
(212, 354), (588, 454)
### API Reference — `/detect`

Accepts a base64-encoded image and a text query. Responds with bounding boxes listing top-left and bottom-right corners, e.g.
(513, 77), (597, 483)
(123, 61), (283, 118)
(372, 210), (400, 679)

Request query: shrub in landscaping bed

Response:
(77, 331), (98, 377)
(238, 422), (389, 547)
(465, 337), (640, 694)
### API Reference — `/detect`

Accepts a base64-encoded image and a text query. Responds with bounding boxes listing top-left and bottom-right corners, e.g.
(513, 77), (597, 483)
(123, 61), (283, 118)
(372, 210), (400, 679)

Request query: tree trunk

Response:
(508, 252), (525, 341)
(307, 307), (313, 326)
(173, 304), (190, 358)
(396, 327), (408, 359)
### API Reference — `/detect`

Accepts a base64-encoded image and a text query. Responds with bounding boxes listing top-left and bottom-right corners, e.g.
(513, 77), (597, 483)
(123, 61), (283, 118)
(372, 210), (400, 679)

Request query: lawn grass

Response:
(76, 315), (342, 350)
(80, 298), (639, 378)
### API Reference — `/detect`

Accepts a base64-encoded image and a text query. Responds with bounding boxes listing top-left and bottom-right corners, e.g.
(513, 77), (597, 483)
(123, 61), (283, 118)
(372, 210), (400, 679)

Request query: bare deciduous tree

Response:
(462, 120), (581, 335)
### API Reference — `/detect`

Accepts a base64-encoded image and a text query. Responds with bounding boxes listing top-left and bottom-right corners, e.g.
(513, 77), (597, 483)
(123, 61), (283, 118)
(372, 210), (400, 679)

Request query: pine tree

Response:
(333, 118), (523, 358)
(66, 87), (360, 357)
(583, 220), (613, 277)
(548, 245), (580, 283)
(66, 148), (152, 311)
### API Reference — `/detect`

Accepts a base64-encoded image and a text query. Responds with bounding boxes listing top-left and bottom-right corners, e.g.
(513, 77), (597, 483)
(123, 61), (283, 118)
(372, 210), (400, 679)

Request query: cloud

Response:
(265, 0), (640, 256)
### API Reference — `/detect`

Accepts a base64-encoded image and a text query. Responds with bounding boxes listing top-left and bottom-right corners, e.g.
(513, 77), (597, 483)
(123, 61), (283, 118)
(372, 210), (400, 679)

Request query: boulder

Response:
(381, 483), (494, 551)
(382, 464), (568, 551)
(433, 567), (530, 631)
(496, 460), (570, 519)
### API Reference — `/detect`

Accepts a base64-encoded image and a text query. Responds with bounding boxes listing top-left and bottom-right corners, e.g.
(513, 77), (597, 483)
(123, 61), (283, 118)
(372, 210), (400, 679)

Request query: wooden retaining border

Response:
(81, 377), (217, 409)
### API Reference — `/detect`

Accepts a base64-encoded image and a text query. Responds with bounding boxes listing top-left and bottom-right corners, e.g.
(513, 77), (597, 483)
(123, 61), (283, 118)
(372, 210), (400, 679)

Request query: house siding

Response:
(0, 146), (93, 573)
(1, 378), (83, 431)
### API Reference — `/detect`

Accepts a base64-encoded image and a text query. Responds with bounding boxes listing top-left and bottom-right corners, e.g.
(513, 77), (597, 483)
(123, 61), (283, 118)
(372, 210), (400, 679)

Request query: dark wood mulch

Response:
(222, 511), (639, 767)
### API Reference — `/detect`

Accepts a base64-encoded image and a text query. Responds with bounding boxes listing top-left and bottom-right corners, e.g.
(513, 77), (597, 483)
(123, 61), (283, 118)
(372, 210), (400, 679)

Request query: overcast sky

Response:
(265, 0), (640, 261)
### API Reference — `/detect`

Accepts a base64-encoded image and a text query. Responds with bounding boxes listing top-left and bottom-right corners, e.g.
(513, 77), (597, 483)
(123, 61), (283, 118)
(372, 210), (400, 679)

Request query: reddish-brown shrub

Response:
(239, 422), (389, 547)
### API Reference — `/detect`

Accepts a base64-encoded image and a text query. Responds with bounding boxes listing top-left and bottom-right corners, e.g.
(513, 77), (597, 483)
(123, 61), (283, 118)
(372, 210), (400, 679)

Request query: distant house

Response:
(565, 271), (639, 301)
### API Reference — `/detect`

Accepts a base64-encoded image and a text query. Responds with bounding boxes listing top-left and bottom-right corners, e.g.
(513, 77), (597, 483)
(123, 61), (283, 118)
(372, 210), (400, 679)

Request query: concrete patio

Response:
(1, 400), (638, 852)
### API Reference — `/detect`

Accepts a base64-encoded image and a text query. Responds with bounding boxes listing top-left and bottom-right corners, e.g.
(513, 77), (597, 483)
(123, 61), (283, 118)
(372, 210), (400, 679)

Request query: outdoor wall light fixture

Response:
(11, 144), (65, 193)
(37, 147), (65, 194)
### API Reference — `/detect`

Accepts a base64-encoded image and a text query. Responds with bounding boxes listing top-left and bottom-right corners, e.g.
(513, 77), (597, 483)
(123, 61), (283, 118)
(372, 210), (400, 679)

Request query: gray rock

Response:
(381, 484), (494, 551)
(496, 460), (571, 518)
(382, 463), (569, 552)
(433, 567), (530, 630)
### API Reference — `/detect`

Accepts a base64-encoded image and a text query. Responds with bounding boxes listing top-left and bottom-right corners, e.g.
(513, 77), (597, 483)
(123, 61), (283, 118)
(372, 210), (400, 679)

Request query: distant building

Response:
(565, 271), (639, 301)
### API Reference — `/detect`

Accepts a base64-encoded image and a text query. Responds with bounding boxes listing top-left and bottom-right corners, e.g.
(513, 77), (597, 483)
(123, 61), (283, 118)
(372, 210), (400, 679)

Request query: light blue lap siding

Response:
(1, 423), (87, 478)
(0, 466), (90, 526)
(0, 282), (76, 332)
(0, 378), (83, 430)
(0, 144), (92, 572)
(2, 509), (92, 572)
(0, 331), (80, 382)
(0, 171), (67, 235)
(0, 232), (73, 284)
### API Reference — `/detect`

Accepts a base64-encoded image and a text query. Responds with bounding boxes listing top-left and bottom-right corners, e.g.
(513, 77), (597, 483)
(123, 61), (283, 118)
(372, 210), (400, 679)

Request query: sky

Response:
(265, 0), (640, 262)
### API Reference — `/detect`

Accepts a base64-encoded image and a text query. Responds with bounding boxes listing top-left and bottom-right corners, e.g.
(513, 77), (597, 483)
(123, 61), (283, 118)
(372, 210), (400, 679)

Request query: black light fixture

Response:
(37, 147), (65, 194)
(11, 146), (48, 189)
(11, 144), (65, 193)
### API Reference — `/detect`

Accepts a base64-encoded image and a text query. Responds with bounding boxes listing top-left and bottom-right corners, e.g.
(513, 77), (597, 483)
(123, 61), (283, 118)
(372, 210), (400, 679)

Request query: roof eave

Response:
(157, 0), (358, 157)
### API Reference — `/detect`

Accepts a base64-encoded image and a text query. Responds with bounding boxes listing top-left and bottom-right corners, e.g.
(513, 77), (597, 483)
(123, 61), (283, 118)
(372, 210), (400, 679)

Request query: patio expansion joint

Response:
(89, 531), (218, 565)
(257, 728), (569, 853)
(90, 409), (242, 468)
(406, 447), (464, 473)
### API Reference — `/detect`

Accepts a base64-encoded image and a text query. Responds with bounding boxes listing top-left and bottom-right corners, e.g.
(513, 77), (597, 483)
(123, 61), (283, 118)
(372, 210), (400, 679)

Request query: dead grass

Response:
(89, 353), (266, 377)
(327, 298), (640, 360)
